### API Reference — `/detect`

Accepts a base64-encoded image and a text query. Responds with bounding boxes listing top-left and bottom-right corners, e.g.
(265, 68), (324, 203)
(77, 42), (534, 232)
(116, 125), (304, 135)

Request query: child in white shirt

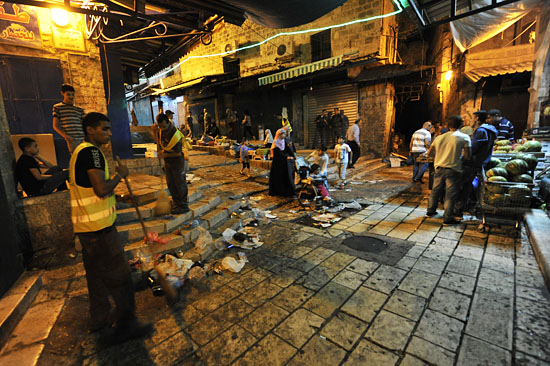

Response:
(306, 145), (329, 177)
(334, 137), (351, 187)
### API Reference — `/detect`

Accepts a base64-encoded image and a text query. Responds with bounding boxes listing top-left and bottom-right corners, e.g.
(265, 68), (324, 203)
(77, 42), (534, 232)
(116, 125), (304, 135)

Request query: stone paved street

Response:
(2, 153), (550, 366)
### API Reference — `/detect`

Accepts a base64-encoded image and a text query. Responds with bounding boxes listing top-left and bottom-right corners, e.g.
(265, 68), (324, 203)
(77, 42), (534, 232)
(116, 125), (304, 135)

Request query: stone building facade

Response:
(0, 8), (107, 282)
(155, 0), (401, 156)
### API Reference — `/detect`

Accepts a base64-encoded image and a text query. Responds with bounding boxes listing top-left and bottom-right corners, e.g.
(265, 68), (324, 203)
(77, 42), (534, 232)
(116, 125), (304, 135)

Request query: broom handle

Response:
(116, 157), (148, 239)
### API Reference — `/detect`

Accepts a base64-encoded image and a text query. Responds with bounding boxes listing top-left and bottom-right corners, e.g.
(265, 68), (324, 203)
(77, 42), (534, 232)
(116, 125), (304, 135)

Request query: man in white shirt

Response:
(425, 116), (471, 225)
(409, 121), (432, 183)
(346, 119), (361, 168)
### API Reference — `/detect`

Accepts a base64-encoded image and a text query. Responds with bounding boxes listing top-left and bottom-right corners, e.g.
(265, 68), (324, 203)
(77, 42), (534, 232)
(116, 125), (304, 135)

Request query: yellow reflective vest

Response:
(282, 118), (292, 133)
(69, 142), (116, 233)
(160, 128), (184, 152)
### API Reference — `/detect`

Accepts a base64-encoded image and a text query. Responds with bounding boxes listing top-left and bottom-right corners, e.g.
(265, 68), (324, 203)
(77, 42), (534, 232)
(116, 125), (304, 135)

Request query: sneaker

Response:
(443, 219), (462, 225)
(425, 211), (437, 217)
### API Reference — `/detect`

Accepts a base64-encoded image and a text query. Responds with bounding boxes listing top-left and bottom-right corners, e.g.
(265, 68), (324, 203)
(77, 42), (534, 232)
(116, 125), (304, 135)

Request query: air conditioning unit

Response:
(276, 40), (294, 58)
(222, 40), (239, 54)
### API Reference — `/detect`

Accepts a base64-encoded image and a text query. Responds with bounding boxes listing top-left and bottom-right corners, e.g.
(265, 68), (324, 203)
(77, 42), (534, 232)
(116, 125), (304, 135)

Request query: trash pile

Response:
(128, 197), (274, 299)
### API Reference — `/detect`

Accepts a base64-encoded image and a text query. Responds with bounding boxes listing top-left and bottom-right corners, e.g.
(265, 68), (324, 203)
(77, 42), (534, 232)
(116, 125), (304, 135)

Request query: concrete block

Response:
(118, 220), (166, 243)
(116, 206), (153, 224)
(190, 202), (210, 218)
(525, 209), (550, 289)
(165, 211), (193, 232)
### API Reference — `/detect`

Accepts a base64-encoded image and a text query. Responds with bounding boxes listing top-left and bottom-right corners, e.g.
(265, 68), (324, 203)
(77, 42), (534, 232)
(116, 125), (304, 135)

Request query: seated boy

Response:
(15, 137), (68, 197)
(309, 164), (331, 200)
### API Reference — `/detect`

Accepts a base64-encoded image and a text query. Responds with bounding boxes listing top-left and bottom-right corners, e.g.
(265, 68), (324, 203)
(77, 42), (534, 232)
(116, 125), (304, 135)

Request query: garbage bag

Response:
(194, 226), (213, 250)
(220, 253), (248, 273)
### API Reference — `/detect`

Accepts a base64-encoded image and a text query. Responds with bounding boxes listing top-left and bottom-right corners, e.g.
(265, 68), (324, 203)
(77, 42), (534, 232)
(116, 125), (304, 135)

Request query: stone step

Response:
(0, 272), (42, 351)
(350, 161), (388, 180)
(116, 189), (204, 224)
(0, 298), (65, 362)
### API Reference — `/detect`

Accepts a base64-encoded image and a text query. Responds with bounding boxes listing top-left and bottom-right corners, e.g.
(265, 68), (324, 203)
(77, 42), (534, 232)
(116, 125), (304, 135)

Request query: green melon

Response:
(505, 159), (529, 176)
(523, 140), (542, 152)
(486, 157), (502, 169)
(496, 140), (511, 146)
(511, 174), (533, 183)
(486, 181), (507, 194)
(486, 167), (508, 178)
(487, 193), (507, 206)
(488, 176), (507, 182)
(513, 145), (527, 152)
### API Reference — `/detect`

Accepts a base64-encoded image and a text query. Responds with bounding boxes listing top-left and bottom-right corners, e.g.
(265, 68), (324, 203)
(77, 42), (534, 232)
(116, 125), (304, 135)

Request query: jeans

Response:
(338, 162), (348, 182)
(454, 165), (480, 216)
(78, 225), (136, 328)
(427, 167), (461, 221)
(165, 157), (188, 209)
(411, 152), (428, 181)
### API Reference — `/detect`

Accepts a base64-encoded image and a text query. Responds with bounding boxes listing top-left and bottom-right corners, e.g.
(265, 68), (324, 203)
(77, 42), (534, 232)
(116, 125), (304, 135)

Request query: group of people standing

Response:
(411, 109), (513, 225)
(313, 107), (349, 148)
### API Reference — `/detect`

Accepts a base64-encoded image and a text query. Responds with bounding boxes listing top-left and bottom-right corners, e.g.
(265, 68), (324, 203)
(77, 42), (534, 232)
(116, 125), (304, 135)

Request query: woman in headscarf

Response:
(263, 128), (274, 148)
(269, 128), (295, 197)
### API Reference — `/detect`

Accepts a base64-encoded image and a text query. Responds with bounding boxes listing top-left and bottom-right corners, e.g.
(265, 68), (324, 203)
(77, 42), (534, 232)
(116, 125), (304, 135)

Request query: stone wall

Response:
(359, 82), (395, 156)
(175, 0), (389, 82)
(0, 9), (107, 115)
(528, 5), (550, 128)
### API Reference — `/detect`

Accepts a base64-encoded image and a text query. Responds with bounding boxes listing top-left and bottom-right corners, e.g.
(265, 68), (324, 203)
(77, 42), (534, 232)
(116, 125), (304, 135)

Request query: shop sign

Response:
(52, 26), (85, 52)
(0, 2), (42, 49)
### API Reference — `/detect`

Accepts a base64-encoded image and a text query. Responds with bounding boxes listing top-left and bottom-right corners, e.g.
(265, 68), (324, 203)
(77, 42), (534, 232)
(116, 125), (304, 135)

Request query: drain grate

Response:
(342, 236), (388, 253)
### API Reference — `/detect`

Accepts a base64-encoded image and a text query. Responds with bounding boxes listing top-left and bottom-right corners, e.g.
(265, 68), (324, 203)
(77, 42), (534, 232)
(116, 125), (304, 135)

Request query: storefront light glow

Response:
(153, 0), (404, 79)
(444, 70), (453, 81)
(51, 8), (69, 27)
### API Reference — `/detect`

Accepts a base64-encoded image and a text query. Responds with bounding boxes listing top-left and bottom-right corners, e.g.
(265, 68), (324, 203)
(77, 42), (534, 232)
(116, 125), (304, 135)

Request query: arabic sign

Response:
(0, 2), (42, 49)
(52, 27), (85, 52)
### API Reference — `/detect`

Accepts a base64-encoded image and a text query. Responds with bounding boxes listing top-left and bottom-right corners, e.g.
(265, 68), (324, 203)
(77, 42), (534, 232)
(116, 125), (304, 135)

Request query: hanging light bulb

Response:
(51, 8), (69, 27)
(444, 70), (453, 81)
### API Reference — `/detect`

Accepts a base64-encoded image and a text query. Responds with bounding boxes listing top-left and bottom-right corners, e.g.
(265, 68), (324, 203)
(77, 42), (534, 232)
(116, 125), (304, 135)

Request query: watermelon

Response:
(487, 193), (507, 206)
(512, 145), (527, 152)
(515, 153), (538, 170)
(488, 176), (507, 182)
(509, 186), (531, 207)
(496, 140), (511, 146)
(497, 146), (513, 151)
(486, 181), (507, 194)
(486, 157), (501, 169)
(505, 159), (529, 176)
(511, 174), (533, 183)
(486, 167), (508, 178)
(523, 140), (542, 152)
(496, 162), (507, 169)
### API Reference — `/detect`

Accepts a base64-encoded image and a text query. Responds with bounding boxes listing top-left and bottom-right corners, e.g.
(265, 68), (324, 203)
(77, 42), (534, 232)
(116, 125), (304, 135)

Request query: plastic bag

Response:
(222, 228), (237, 242)
(155, 254), (194, 278)
(194, 226), (213, 250)
(220, 253), (248, 273)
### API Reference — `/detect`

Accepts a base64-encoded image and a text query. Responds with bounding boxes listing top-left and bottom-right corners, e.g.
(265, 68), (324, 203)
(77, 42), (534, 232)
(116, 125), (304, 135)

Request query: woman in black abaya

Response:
(269, 128), (296, 197)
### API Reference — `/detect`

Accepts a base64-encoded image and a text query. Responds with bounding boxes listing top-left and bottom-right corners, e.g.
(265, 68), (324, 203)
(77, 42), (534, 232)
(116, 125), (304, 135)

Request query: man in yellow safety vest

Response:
(156, 113), (189, 214)
(69, 112), (153, 343)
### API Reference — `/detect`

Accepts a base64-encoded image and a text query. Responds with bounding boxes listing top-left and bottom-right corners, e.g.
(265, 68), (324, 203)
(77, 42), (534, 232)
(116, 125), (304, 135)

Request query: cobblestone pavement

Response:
(6, 155), (550, 366)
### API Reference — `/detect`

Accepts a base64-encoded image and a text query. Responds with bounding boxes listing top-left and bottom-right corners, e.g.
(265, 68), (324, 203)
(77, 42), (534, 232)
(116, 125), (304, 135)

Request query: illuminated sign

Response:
(52, 26), (85, 51)
(0, 1), (42, 48)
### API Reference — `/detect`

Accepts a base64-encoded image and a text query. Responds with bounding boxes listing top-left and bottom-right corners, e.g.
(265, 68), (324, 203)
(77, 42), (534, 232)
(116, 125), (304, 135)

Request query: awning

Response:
(258, 56), (343, 86)
(152, 77), (206, 95)
(464, 43), (535, 82)
(354, 64), (435, 82)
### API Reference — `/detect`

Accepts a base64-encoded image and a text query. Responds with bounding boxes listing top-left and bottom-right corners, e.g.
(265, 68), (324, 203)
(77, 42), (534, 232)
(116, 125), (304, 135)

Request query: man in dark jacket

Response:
(488, 109), (514, 142)
(455, 110), (498, 217)
(313, 109), (328, 148)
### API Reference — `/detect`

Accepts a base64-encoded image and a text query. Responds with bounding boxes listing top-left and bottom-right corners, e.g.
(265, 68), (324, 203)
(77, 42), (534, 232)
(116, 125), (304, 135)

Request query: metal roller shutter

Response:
(305, 84), (358, 148)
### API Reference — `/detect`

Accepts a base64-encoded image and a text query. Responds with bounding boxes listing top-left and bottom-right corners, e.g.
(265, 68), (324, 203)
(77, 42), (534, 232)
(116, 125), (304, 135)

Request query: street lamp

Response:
(444, 70), (453, 82)
(51, 8), (69, 27)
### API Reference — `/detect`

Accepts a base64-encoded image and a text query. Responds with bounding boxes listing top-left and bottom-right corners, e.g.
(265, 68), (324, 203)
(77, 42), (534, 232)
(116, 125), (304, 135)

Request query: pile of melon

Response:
(494, 140), (542, 154)
(484, 153), (535, 208)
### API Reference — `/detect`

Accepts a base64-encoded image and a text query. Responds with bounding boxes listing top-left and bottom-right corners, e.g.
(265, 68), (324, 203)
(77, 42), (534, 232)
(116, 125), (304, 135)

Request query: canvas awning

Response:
(464, 43), (535, 82)
(258, 55), (343, 86)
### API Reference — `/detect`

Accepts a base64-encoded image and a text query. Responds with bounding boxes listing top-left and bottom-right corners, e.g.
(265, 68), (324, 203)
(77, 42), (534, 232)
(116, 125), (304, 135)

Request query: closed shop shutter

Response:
(305, 84), (358, 147)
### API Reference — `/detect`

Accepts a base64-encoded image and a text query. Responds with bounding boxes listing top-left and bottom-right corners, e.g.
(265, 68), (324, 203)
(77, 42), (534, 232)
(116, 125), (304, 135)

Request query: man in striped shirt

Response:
(409, 121), (432, 183)
(53, 84), (85, 153)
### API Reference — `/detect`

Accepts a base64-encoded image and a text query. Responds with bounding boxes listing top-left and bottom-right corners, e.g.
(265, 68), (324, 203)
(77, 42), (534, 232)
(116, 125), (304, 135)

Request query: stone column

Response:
(359, 82), (395, 157)
(527, 4), (550, 128)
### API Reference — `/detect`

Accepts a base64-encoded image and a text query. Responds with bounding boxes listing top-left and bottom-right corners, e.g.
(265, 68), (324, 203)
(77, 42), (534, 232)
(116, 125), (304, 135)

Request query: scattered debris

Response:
(219, 252), (248, 273)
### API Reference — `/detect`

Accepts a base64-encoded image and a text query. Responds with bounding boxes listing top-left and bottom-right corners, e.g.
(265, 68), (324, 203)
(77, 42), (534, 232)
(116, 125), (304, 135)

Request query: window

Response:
(311, 29), (331, 62)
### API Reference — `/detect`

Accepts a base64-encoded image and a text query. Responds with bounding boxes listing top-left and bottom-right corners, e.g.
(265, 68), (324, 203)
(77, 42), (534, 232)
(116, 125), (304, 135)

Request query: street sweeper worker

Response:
(156, 113), (189, 214)
(69, 112), (153, 342)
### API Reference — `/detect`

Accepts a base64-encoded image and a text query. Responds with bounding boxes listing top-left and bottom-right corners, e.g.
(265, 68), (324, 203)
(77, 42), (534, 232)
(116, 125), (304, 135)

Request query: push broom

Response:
(155, 132), (172, 216)
(116, 157), (177, 301)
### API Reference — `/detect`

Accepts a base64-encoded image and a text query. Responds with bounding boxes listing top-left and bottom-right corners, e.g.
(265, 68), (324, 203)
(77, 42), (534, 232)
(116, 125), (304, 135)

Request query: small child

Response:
(239, 138), (251, 178)
(334, 136), (352, 187)
(310, 164), (331, 200)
